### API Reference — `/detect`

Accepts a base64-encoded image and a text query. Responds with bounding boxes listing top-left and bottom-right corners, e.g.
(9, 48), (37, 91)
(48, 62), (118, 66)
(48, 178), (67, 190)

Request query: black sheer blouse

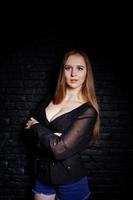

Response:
(31, 99), (97, 160)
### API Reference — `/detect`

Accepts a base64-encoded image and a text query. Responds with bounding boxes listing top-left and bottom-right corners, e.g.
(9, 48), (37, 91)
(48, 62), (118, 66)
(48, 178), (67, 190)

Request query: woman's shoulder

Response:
(42, 93), (54, 106)
(34, 93), (53, 116)
(84, 102), (98, 117)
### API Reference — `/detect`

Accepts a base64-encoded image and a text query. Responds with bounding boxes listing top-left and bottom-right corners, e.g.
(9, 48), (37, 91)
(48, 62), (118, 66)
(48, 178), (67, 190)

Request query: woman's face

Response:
(64, 54), (87, 89)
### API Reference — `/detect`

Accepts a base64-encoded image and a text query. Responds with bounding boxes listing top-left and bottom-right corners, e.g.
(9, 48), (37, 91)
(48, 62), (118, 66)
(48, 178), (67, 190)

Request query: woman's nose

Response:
(71, 69), (77, 76)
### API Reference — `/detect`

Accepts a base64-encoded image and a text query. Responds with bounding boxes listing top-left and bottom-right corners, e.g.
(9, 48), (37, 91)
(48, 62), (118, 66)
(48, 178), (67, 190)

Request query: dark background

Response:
(0, 19), (132, 200)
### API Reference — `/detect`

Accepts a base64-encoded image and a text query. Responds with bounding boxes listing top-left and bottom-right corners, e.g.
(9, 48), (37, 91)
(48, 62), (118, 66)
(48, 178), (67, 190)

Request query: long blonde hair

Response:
(53, 50), (100, 139)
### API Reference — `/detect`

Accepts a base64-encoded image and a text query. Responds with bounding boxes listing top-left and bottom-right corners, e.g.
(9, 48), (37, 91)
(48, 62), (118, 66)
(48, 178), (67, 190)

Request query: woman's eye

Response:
(78, 67), (84, 70)
(65, 67), (71, 70)
(65, 66), (84, 71)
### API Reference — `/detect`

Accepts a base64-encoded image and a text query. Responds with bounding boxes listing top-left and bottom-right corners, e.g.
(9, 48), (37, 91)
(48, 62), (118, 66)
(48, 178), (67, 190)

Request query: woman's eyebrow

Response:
(76, 65), (85, 68)
(64, 65), (71, 67)
(65, 64), (85, 68)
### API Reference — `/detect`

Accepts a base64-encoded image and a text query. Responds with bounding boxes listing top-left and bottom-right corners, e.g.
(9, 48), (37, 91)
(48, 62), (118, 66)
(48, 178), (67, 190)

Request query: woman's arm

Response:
(28, 106), (97, 160)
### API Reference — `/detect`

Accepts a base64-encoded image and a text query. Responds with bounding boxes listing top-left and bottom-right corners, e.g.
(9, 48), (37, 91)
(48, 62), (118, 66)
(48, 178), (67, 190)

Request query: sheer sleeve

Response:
(31, 106), (97, 160)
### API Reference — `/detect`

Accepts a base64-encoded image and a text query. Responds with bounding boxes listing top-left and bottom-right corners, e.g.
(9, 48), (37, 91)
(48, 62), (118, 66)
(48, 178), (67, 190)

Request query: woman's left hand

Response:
(25, 117), (39, 130)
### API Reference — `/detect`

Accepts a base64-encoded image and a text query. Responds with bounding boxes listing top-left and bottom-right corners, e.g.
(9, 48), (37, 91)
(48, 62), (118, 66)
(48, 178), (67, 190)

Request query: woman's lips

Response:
(70, 79), (78, 83)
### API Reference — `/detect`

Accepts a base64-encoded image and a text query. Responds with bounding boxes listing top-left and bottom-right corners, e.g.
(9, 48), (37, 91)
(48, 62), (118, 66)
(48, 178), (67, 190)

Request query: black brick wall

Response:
(0, 24), (132, 200)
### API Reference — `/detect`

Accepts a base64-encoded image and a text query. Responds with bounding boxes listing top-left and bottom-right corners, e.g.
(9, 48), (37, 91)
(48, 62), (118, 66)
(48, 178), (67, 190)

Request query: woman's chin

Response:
(67, 84), (82, 89)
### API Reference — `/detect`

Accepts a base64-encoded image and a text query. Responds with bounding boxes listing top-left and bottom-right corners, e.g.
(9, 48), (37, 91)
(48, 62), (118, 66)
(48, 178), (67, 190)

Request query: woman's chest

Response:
(45, 102), (82, 123)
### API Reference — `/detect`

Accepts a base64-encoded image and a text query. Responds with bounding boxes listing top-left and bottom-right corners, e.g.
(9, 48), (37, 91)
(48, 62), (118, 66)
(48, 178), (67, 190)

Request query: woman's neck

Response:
(64, 87), (83, 102)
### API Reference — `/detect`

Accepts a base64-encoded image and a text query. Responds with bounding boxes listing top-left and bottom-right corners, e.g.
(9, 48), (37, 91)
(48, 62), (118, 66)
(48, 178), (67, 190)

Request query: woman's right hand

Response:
(25, 117), (39, 130)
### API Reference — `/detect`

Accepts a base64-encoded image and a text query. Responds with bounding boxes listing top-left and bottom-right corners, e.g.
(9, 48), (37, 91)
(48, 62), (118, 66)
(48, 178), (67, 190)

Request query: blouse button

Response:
(67, 166), (71, 169)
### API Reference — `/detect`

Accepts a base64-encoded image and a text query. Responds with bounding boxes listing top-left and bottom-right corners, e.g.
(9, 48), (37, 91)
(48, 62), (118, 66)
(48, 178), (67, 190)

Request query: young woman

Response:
(25, 50), (100, 200)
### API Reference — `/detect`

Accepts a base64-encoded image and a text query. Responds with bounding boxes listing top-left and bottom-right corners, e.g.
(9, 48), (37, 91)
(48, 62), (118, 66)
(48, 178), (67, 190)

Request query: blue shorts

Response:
(32, 176), (91, 200)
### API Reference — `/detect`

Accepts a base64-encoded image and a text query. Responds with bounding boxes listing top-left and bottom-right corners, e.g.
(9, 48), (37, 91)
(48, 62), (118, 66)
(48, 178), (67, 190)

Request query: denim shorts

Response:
(32, 176), (91, 200)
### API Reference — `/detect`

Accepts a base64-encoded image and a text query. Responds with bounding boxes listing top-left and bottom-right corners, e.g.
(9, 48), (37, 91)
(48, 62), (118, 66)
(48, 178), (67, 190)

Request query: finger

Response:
(30, 117), (35, 121)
